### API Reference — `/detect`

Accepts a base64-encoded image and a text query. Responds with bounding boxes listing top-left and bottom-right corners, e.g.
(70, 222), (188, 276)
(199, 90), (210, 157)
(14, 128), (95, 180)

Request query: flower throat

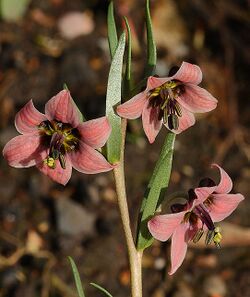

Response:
(148, 80), (184, 130)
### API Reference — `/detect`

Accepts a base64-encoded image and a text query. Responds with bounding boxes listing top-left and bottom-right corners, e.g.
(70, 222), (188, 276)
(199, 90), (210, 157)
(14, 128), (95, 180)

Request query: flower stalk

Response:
(113, 118), (143, 297)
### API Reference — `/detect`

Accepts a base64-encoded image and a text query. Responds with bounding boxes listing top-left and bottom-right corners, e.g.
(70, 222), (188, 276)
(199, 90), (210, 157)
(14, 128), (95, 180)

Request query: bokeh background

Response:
(0, 0), (249, 296)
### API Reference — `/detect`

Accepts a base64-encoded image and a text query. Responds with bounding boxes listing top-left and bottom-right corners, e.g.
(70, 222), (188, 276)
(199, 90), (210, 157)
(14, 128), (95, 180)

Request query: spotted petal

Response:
(172, 61), (202, 85)
(169, 223), (189, 275)
(116, 91), (147, 119)
(148, 212), (185, 242)
(45, 90), (82, 127)
(78, 117), (111, 149)
(3, 134), (46, 168)
(212, 164), (233, 194)
(142, 104), (162, 143)
(70, 142), (114, 174)
(177, 85), (218, 113)
(15, 100), (47, 134)
(37, 153), (72, 186)
(208, 193), (244, 222)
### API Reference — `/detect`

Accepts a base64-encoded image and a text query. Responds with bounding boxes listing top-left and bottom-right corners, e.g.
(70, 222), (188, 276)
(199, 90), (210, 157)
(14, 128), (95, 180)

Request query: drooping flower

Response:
(148, 164), (244, 274)
(117, 62), (218, 143)
(3, 90), (114, 185)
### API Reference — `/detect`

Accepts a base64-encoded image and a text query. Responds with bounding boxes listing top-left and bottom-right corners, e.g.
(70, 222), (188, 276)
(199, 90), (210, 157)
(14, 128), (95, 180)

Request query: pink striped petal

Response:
(146, 76), (171, 91)
(171, 62), (202, 85)
(70, 142), (114, 174)
(212, 164), (233, 194)
(37, 154), (72, 185)
(45, 90), (81, 127)
(169, 223), (189, 275)
(116, 92), (147, 119)
(177, 85), (218, 113)
(208, 193), (244, 222)
(165, 106), (195, 134)
(15, 100), (47, 134)
(78, 117), (111, 149)
(148, 212), (185, 242)
(142, 104), (162, 143)
(3, 135), (46, 168)
(194, 186), (217, 205)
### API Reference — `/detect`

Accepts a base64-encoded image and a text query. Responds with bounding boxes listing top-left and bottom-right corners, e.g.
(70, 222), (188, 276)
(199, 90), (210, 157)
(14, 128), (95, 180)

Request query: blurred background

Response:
(0, 0), (249, 296)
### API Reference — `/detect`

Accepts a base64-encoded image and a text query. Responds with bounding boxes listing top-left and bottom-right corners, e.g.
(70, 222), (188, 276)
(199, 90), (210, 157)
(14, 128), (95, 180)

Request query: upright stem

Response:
(113, 118), (143, 297)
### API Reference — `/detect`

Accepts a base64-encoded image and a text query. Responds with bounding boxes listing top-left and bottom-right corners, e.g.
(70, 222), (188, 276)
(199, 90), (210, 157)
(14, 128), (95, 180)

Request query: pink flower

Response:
(117, 62), (218, 143)
(148, 164), (244, 274)
(3, 90), (114, 185)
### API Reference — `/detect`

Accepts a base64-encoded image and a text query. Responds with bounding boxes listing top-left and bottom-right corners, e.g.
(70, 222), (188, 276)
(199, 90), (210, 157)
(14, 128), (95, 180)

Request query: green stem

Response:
(113, 118), (143, 297)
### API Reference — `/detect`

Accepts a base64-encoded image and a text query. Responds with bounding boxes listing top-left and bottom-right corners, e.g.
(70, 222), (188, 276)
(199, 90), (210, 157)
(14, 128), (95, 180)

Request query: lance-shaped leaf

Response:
(136, 133), (176, 250)
(122, 16), (133, 100)
(107, 1), (118, 59)
(68, 256), (86, 297)
(144, 0), (157, 77)
(106, 32), (126, 163)
(90, 282), (113, 297)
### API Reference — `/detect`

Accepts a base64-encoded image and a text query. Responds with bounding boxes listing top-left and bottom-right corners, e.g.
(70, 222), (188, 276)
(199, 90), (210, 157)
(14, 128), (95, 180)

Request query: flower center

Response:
(38, 120), (80, 169)
(148, 80), (184, 130)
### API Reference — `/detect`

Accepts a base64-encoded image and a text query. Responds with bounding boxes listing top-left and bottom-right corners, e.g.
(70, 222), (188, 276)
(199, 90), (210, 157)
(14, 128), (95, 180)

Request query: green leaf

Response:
(105, 32), (126, 163)
(107, 1), (118, 59)
(90, 282), (113, 297)
(136, 133), (176, 250)
(144, 0), (157, 77)
(122, 16), (133, 100)
(68, 256), (86, 297)
(0, 0), (30, 21)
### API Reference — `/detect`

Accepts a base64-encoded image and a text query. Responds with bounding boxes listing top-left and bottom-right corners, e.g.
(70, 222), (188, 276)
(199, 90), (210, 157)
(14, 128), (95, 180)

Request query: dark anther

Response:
(168, 114), (179, 130)
(199, 178), (216, 187)
(168, 66), (180, 76)
(59, 153), (66, 169)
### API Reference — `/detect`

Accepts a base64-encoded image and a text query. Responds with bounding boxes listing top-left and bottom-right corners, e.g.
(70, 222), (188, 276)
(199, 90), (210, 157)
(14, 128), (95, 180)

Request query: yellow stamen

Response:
(44, 157), (56, 169)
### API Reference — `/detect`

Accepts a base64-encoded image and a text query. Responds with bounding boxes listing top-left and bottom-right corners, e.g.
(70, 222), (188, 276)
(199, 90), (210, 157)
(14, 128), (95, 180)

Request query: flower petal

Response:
(15, 100), (47, 134)
(194, 185), (217, 205)
(208, 193), (244, 222)
(3, 135), (46, 168)
(172, 62), (202, 85)
(148, 212), (185, 242)
(70, 142), (114, 174)
(212, 164), (233, 194)
(169, 223), (189, 275)
(165, 105), (195, 134)
(77, 117), (111, 149)
(45, 90), (81, 127)
(177, 85), (218, 113)
(116, 92), (147, 119)
(146, 76), (171, 91)
(37, 154), (72, 186)
(142, 104), (162, 143)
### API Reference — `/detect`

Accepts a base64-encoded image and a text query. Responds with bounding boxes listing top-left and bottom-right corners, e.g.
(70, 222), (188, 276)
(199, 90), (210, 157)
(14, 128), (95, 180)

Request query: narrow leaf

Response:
(90, 282), (113, 297)
(107, 1), (118, 59)
(0, 0), (31, 21)
(136, 133), (176, 250)
(68, 256), (86, 297)
(144, 0), (157, 77)
(123, 16), (133, 100)
(105, 32), (126, 163)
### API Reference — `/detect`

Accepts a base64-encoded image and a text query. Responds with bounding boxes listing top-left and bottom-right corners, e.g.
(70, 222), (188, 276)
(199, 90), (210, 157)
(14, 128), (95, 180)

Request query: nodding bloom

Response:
(3, 90), (114, 185)
(148, 164), (244, 274)
(117, 62), (218, 143)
